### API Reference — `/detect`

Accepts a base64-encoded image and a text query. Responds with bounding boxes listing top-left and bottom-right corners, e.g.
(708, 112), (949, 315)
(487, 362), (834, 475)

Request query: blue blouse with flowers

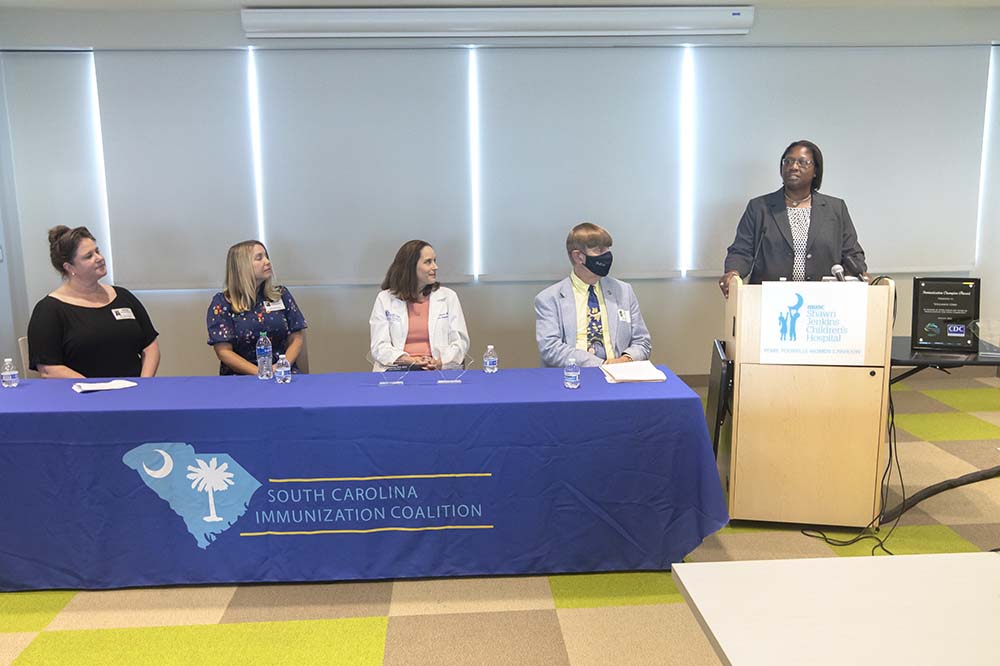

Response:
(206, 286), (307, 376)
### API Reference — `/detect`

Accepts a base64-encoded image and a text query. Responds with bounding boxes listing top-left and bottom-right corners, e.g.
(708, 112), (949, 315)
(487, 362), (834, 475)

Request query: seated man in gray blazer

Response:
(535, 222), (652, 368)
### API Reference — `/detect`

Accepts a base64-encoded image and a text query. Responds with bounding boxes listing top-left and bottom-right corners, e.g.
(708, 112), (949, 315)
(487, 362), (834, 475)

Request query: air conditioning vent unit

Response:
(241, 6), (755, 40)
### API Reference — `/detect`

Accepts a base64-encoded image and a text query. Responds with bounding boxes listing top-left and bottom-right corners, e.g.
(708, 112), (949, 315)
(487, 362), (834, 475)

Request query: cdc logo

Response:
(947, 324), (966, 337)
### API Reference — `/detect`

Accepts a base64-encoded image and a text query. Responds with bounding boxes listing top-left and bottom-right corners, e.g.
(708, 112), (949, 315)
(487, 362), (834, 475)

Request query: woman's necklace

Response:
(65, 280), (107, 302)
(784, 190), (812, 207)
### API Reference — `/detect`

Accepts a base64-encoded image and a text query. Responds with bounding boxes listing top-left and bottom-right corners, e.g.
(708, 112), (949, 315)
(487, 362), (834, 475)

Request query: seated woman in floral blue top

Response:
(206, 240), (307, 375)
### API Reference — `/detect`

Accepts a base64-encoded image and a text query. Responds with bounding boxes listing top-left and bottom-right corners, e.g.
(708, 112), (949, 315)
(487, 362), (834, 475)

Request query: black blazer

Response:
(724, 188), (867, 283)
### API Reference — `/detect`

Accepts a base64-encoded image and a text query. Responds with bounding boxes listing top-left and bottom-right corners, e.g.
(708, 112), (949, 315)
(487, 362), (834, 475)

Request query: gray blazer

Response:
(534, 276), (652, 368)
(724, 188), (867, 283)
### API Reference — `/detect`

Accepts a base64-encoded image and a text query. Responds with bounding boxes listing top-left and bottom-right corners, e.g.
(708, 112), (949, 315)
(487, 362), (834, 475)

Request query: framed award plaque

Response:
(911, 277), (981, 352)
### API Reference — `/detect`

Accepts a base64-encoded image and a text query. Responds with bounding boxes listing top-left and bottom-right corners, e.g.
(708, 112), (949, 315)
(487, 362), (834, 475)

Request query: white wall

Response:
(0, 62), (19, 366)
(975, 47), (1000, 326)
(0, 52), (109, 310)
(0, 8), (997, 377)
(0, 209), (15, 367)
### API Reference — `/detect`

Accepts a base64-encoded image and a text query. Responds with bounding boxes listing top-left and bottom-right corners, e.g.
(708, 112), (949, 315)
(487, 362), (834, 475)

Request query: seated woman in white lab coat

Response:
(369, 240), (470, 371)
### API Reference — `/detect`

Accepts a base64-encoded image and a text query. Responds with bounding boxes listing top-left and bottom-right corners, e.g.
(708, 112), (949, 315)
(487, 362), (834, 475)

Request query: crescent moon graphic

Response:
(789, 293), (804, 310)
(142, 449), (174, 479)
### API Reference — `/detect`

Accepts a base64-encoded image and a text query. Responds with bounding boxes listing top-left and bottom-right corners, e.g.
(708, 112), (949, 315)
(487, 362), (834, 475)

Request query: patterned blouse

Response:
(206, 286), (308, 375)
(787, 206), (812, 281)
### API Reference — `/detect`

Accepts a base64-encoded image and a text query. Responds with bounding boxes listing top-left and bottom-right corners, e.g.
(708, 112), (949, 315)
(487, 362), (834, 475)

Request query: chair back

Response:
(18, 336), (40, 379)
(296, 335), (309, 374)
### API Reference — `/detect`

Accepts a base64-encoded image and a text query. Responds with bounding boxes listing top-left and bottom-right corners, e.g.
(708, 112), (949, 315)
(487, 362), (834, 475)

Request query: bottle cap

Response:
(3, 358), (11, 363)
(486, 345), (494, 350)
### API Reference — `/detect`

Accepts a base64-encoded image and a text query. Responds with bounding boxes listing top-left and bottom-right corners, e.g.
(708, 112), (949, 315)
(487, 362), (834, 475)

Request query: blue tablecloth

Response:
(0, 367), (728, 591)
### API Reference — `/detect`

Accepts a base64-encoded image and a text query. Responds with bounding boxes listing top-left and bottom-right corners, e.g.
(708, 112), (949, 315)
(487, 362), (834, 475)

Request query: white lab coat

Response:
(369, 287), (471, 371)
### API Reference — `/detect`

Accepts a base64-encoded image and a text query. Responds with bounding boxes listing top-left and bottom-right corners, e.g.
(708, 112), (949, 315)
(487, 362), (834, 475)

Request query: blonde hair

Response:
(566, 222), (613, 260)
(223, 240), (280, 313)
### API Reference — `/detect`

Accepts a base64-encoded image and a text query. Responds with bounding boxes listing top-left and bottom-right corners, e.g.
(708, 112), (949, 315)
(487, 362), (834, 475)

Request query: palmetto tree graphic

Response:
(186, 457), (235, 523)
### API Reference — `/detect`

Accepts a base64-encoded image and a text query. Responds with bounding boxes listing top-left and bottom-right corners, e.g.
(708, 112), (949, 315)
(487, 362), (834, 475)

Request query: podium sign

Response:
(759, 282), (868, 365)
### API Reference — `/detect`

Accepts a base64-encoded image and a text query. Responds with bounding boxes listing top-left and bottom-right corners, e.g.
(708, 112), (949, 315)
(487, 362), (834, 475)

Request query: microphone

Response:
(746, 225), (767, 282)
(843, 254), (866, 280)
(831, 264), (846, 282)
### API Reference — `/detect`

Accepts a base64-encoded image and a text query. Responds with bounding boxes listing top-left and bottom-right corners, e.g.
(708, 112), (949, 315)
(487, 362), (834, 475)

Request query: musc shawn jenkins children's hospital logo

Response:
(776, 293), (805, 342)
(122, 442), (261, 549)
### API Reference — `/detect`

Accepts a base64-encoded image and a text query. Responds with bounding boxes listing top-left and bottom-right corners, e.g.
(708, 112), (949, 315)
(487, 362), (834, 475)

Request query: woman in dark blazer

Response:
(720, 140), (867, 297)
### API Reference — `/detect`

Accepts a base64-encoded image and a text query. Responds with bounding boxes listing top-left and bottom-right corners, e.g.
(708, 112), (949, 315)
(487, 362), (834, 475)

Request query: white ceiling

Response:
(2, 0), (999, 9)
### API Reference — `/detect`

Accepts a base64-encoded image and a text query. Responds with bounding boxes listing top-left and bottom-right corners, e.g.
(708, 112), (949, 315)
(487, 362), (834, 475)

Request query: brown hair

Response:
(565, 222), (613, 260)
(381, 240), (439, 303)
(223, 240), (280, 313)
(48, 225), (96, 276)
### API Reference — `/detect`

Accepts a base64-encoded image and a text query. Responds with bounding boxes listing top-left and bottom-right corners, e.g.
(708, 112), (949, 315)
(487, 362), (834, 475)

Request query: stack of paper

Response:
(71, 379), (138, 393)
(600, 360), (667, 383)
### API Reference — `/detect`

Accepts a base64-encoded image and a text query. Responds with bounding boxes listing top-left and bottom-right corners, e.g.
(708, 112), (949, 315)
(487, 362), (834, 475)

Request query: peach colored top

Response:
(403, 299), (431, 357)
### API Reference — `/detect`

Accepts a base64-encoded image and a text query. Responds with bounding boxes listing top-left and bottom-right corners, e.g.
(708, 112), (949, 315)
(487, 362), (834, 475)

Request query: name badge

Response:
(112, 308), (135, 321)
(437, 311), (449, 319)
(618, 308), (631, 323)
(264, 300), (285, 313)
(386, 310), (402, 323)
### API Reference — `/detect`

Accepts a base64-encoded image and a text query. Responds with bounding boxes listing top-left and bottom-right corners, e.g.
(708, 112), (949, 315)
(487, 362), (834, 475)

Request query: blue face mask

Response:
(584, 251), (613, 277)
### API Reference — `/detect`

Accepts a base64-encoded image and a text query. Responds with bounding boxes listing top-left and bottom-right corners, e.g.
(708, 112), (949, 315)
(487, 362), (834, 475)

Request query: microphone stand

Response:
(745, 225), (768, 283)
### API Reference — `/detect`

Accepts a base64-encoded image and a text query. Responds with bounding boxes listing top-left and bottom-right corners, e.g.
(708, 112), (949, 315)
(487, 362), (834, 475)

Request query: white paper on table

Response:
(599, 360), (667, 383)
(71, 379), (138, 393)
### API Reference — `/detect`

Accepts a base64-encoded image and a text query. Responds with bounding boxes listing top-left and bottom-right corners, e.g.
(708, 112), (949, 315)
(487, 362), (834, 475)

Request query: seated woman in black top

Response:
(27, 226), (160, 379)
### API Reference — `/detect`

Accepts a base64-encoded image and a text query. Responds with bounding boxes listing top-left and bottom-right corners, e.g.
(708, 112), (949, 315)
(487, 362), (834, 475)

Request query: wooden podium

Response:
(718, 277), (895, 527)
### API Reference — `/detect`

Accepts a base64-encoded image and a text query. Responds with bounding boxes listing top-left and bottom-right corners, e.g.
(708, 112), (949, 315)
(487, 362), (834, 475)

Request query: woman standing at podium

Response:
(369, 240), (470, 371)
(206, 240), (307, 375)
(719, 140), (868, 297)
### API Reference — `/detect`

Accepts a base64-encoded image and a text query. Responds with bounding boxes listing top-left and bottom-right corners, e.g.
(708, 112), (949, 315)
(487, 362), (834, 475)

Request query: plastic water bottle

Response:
(563, 359), (580, 389)
(274, 354), (291, 384)
(256, 332), (273, 380)
(483, 345), (498, 374)
(1, 358), (18, 388)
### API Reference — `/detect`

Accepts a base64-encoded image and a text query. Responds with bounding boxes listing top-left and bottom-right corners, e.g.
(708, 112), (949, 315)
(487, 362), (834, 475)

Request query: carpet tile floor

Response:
(3, 371), (998, 665)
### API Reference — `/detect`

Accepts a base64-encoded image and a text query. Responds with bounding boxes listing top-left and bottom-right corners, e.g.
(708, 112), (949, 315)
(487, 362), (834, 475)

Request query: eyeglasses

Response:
(781, 158), (814, 168)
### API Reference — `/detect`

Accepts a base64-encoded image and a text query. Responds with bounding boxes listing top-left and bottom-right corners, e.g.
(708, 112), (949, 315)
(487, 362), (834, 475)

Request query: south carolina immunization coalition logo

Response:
(123, 442), (261, 549)
(776, 292), (805, 342)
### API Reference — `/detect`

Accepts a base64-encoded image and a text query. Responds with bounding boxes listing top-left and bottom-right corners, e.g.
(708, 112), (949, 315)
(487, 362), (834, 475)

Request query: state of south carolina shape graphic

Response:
(123, 442), (261, 549)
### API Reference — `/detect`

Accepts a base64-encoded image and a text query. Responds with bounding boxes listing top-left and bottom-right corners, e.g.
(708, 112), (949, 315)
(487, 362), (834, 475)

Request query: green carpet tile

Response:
(825, 525), (982, 558)
(548, 572), (684, 609)
(922, 388), (1000, 412)
(0, 592), (76, 633)
(893, 412), (1000, 441)
(14, 617), (388, 666)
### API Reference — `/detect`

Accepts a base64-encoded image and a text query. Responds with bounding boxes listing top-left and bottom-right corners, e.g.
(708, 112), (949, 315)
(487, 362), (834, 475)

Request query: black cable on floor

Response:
(880, 465), (1000, 523)
(870, 271), (1000, 527)
(802, 383), (904, 555)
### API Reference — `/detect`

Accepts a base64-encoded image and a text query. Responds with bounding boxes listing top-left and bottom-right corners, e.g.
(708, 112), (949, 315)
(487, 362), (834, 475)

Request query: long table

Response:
(890, 335), (1000, 384)
(0, 367), (728, 591)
